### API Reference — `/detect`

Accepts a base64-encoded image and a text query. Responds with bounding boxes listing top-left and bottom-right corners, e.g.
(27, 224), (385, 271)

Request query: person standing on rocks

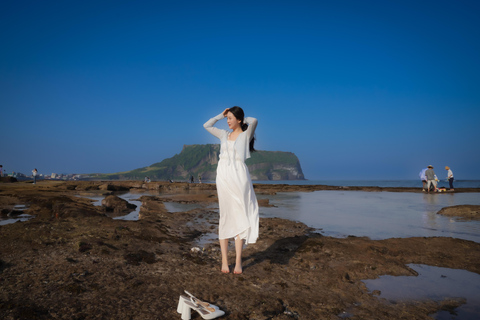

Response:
(32, 168), (38, 184)
(419, 167), (427, 192)
(204, 106), (259, 274)
(445, 166), (454, 191)
(425, 165), (437, 193)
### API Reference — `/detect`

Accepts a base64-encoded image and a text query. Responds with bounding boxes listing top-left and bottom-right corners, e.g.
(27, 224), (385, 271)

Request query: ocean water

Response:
(254, 179), (480, 188)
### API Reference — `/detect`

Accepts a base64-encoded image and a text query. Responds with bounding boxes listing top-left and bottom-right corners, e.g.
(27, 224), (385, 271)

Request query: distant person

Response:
(419, 167), (427, 191)
(198, 174), (202, 184)
(190, 175), (194, 183)
(204, 106), (259, 274)
(445, 166), (454, 191)
(425, 165), (437, 193)
(0, 165), (3, 177)
(32, 168), (38, 184)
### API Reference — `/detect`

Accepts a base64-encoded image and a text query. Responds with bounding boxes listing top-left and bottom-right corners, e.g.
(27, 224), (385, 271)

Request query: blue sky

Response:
(1, 0), (479, 180)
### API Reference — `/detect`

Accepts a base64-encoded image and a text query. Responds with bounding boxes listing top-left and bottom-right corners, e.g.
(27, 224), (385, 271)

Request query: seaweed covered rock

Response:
(101, 195), (136, 216)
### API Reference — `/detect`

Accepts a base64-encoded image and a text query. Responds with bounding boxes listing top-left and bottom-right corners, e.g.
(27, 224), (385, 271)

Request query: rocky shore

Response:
(437, 205), (480, 221)
(1, 180), (480, 319)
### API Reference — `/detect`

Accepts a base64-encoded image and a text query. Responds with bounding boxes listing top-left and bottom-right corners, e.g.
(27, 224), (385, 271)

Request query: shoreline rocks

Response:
(437, 205), (480, 220)
(101, 195), (137, 216)
(1, 180), (479, 319)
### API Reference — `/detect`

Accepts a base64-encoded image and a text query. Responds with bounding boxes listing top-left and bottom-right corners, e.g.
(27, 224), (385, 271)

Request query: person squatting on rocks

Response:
(203, 106), (259, 274)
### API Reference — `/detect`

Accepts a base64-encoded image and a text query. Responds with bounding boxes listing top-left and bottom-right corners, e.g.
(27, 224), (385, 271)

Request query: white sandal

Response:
(177, 291), (225, 320)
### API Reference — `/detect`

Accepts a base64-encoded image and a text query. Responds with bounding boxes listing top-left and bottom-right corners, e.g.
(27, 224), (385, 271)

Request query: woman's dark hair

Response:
(229, 106), (256, 152)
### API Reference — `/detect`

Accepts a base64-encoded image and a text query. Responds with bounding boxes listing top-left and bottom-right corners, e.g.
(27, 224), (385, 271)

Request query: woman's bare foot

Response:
(221, 263), (230, 274)
(233, 265), (242, 274)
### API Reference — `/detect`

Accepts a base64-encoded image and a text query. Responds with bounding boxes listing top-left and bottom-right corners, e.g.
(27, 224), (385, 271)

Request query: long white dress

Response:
(204, 113), (259, 244)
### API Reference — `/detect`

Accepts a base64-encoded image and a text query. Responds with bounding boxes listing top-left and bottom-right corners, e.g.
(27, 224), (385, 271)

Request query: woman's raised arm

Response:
(244, 117), (258, 141)
(203, 112), (226, 139)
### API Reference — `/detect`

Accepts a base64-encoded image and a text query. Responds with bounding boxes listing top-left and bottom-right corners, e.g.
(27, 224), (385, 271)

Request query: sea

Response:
(253, 179), (480, 188)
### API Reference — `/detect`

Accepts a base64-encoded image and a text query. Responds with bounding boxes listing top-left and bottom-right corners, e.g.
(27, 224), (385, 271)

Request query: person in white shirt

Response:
(419, 168), (427, 191)
(445, 166), (454, 191)
(32, 168), (38, 184)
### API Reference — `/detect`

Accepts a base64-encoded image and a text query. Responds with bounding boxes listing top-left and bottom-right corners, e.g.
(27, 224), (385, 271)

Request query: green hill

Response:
(91, 144), (305, 181)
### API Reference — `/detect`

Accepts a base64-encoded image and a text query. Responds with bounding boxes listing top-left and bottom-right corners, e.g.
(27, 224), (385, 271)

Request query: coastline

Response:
(1, 180), (479, 319)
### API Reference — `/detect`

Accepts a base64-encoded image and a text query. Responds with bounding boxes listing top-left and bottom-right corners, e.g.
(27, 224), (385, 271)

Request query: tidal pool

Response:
(363, 264), (480, 320)
(260, 191), (480, 243)
(83, 192), (218, 220)
(163, 201), (217, 213)
(0, 204), (33, 226)
(0, 213), (34, 226)
(82, 192), (143, 221)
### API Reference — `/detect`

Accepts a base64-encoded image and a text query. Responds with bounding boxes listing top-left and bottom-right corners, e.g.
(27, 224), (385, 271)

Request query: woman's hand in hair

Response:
(222, 108), (230, 117)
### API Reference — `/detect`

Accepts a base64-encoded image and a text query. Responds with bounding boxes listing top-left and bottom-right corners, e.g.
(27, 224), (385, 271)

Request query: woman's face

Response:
(226, 112), (241, 130)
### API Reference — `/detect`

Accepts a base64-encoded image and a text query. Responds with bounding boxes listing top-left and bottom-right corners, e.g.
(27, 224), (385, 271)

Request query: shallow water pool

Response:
(363, 264), (480, 320)
(82, 192), (143, 220)
(0, 205), (34, 225)
(260, 191), (480, 242)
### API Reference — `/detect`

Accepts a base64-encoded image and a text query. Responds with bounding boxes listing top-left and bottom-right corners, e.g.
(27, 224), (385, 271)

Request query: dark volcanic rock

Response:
(1, 180), (480, 320)
(101, 195), (137, 215)
(437, 205), (480, 220)
(0, 176), (18, 183)
(99, 184), (130, 191)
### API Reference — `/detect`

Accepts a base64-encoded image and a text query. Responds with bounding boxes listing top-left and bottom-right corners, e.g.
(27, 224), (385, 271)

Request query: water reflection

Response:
(79, 190), (480, 242)
(260, 191), (480, 242)
(0, 204), (34, 225)
(81, 192), (144, 221)
(81, 191), (218, 221)
(163, 202), (216, 213)
(363, 264), (480, 320)
(0, 213), (34, 226)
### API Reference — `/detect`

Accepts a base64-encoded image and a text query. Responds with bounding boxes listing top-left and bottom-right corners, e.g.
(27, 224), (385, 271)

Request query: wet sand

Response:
(1, 180), (480, 319)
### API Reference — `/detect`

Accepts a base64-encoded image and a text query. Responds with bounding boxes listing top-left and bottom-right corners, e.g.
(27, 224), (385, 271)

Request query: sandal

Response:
(184, 291), (219, 312)
(177, 291), (225, 320)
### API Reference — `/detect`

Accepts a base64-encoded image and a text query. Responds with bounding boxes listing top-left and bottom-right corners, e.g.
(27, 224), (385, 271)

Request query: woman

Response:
(203, 106), (259, 274)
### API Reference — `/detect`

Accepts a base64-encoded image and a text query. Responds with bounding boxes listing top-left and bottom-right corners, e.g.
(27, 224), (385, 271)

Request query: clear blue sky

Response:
(1, 0), (479, 180)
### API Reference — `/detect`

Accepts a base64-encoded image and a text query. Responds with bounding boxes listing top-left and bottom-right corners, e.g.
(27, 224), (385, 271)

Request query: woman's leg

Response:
(219, 238), (229, 273)
(234, 237), (244, 274)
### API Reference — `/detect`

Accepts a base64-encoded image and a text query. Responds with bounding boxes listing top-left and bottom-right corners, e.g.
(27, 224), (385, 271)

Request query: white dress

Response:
(203, 113), (259, 244)
(216, 139), (259, 244)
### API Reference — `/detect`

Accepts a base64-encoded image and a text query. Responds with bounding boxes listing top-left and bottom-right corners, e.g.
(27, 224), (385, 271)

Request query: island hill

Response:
(92, 144), (305, 181)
